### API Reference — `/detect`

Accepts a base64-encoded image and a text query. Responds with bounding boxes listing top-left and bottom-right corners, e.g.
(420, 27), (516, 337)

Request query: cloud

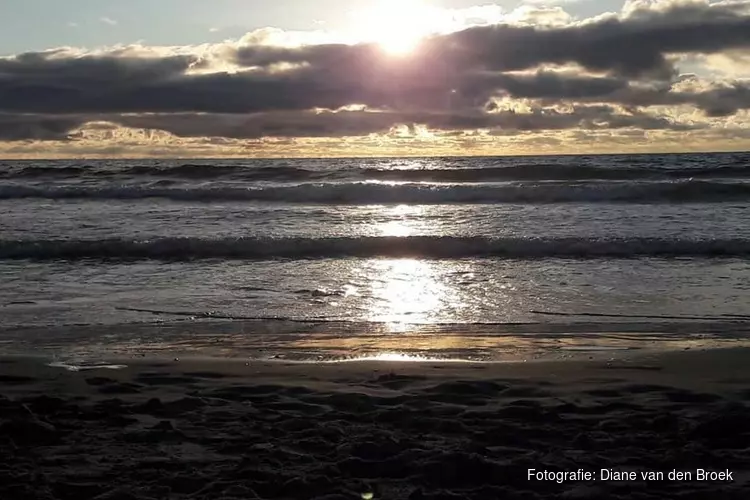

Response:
(2, 44), (749, 119)
(0, 114), (85, 141)
(502, 5), (574, 25)
(100, 17), (118, 26)
(700, 50), (750, 77)
(523, 0), (587, 4)
(0, 0), (749, 154)
(0, 104), (695, 144)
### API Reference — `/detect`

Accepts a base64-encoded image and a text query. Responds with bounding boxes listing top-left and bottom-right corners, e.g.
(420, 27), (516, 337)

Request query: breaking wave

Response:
(1, 236), (748, 261)
(361, 164), (750, 182)
(1, 180), (749, 204)
(4, 161), (750, 182)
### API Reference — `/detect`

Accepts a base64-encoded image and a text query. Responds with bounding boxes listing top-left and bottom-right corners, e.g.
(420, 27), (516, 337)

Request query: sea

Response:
(1, 153), (749, 364)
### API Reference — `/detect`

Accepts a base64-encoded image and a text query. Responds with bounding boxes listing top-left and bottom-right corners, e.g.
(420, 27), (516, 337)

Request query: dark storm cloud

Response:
(0, 0), (749, 141)
(2, 50), (748, 118)
(1, 50), (196, 80)
(437, 0), (750, 79)
(0, 61), (354, 114)
(492, 72), (630, 99)
(0, 113), (85, 140)
(0, 104), (693, 142)
(0, 51), (204, 114)
(578, 78), (750, 116)
(109, 106), (693, 139)
(679, 82), (750, 116)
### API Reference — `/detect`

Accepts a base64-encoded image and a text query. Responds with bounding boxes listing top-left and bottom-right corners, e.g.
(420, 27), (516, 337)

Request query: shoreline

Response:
(3, 342), (750, 382)
(2, 343), (748, 381)
(2, 316), (749, 366)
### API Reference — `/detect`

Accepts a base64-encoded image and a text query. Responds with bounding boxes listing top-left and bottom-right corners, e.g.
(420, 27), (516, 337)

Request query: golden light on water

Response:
(336, 351), (479, 362)
(378, 221), (413, 237)
(368, 258), (445, 326)
(358, 352), (426, 361)
(364, 204), (462, 329)
(375, 204), (423, 237)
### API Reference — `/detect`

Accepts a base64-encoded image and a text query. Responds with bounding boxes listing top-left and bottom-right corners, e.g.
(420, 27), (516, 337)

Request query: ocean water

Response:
(1, 153), (749, 362)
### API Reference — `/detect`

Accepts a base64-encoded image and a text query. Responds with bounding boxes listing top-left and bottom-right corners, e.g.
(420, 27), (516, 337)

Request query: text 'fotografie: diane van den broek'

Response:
(528, 469), (734, 483)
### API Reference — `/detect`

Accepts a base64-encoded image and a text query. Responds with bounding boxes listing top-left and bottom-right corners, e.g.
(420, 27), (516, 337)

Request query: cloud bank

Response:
(1, 0), (750, 157)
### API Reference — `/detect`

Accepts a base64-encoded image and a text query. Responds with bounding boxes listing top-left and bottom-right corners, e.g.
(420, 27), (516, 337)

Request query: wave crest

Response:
(1, 180), (748, 204)
(1, 236), (747, 260)
(4, 161), (750, 182)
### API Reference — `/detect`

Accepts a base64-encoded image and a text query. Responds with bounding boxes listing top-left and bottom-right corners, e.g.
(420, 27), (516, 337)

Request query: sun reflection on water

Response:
(362, 205), (463, 329)
(374, 204), (424, 237)
(333, 352), (479, 363)
(367, 258), (447, 327)
(378, 221), (413, 237)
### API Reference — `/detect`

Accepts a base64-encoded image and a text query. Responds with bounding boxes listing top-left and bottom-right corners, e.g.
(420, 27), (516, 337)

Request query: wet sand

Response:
(1, 347), (749, 499)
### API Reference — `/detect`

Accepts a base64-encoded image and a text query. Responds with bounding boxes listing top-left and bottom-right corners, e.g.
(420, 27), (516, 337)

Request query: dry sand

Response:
(1, 347), (749, 499)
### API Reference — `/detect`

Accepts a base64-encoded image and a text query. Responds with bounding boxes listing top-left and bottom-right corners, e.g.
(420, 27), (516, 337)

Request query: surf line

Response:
(114, 306), (328, 322)
(529, 310), (750, 321)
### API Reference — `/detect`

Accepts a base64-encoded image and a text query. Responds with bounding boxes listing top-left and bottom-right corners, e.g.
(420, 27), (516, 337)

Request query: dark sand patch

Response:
(182, 371), (230, 379)
(601, 364), (664, 371)
(0, 348), (749, 499)
(134, 373), (199, 385)
(0, 374), (35, 384)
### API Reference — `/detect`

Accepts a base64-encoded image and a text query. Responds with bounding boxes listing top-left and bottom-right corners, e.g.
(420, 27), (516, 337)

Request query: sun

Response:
(352, 0), (439, 56)
(380, 31), (422, 56)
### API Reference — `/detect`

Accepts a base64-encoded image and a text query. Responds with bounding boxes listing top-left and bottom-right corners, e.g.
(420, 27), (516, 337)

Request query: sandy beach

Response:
(3, 0), (750, 497)
(1, 347), (749, 500)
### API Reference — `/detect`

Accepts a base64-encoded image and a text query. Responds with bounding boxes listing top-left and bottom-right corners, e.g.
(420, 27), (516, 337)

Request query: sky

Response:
(1, 0), (749, 158)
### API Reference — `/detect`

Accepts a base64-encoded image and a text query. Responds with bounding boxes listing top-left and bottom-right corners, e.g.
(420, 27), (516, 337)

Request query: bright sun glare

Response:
(354, 0), (437, 55)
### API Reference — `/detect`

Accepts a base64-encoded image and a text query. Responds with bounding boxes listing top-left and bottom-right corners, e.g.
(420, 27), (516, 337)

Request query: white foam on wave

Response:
(333, 352), (484, 363)
(275, 352), (487, 363)
(48, 361), (128, 372)
(1, 235), (748, 260)
(0, 179), (748, 204)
